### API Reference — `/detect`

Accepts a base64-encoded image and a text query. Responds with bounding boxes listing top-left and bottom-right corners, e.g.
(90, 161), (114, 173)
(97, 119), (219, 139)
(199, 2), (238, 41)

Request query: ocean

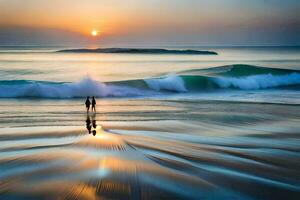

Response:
(0, 46), (300, 199)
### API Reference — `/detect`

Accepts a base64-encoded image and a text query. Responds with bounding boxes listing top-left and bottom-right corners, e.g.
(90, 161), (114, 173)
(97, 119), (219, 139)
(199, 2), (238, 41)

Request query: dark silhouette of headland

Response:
(57, 48), (218, 55)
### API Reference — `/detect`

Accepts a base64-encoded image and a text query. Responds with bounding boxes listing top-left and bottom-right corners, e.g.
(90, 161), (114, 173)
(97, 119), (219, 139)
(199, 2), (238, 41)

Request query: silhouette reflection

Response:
(86, 112), (98, 136)
(86, 115), (92, 134)
(92, 113), (97, 129)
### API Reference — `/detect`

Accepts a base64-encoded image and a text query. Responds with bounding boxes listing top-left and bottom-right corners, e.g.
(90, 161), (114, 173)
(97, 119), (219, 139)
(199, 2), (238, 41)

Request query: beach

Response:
(0, 47), (300, 199)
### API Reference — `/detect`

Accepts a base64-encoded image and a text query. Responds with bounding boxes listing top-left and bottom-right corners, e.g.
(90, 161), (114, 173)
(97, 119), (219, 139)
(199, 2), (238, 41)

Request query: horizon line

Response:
(0, 45), (300, 48)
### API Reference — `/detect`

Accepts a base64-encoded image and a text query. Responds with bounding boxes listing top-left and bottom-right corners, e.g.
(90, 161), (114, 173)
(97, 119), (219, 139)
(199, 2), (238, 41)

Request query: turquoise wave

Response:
(0, 65), (299, 98)
(116, 64), (300, 91)
(178, 64), (299, 76)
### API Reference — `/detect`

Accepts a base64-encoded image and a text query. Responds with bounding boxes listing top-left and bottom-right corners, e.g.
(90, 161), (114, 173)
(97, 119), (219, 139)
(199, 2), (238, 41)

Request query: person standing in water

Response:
(85, 96), (91, 112)
(92, 96), (96, 111)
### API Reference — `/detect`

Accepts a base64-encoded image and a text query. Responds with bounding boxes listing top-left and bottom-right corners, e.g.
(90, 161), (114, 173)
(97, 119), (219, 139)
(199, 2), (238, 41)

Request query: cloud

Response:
(0, 27), (96, 46)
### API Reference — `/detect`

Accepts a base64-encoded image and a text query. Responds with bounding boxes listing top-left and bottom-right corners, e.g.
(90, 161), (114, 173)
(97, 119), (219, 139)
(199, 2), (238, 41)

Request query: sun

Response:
(91, 30), (98, 37)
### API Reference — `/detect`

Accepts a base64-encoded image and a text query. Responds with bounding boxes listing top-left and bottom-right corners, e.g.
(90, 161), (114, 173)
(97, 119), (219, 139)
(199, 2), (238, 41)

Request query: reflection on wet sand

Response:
(86, 112), (98, 136)
(0, 100), (300, 199)
(0, 127), (213, 199)
(86, 114), (92, 134)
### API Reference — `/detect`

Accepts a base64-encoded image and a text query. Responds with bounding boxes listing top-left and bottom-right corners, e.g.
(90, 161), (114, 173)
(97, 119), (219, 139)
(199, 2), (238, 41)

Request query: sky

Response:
(0, 0), (299, 46)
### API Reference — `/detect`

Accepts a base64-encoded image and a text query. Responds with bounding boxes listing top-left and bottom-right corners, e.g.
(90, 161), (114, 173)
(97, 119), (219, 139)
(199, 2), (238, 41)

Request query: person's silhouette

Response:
(92, 96), (96, 112)
(85, 96), (91, 113)
(86, 114), (92, 134)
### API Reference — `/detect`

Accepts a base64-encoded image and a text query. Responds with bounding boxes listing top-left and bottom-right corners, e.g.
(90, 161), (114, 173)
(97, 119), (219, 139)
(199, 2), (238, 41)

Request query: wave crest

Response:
(0, 77), (152, 98)
(0, 65), (300, 99)
(145, 74), (187, 92)
(212, 73), (300, 90)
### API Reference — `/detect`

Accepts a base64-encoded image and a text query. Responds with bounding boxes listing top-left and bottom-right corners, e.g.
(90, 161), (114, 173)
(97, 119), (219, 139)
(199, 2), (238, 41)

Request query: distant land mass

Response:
(57, 48), (218, 55)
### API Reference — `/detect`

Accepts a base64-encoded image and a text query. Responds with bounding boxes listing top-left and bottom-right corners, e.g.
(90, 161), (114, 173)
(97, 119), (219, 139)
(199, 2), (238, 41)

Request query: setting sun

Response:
(91, 30), (98, 37)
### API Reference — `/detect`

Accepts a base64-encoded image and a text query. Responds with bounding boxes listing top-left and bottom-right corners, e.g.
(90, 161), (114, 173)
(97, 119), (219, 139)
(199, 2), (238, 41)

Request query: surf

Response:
(0, 65), (299, 99)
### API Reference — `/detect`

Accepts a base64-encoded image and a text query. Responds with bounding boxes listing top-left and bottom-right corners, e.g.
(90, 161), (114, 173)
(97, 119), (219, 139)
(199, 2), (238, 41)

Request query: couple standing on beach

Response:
(85, 96), (96, 112)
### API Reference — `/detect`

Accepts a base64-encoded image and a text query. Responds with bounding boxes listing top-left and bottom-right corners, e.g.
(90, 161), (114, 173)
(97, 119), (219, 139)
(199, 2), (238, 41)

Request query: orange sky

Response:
(1, 0), (289, 36)
(0, 0), (299, 46)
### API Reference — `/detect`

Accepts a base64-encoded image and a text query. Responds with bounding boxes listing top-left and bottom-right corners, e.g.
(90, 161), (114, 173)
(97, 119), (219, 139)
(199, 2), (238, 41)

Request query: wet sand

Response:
(0, 99), (300, 199)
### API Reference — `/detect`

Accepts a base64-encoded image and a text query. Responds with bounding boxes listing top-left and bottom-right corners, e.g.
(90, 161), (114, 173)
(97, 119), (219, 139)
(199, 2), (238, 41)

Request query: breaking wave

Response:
(213, 73), (300, 90)
(0, 78), (153, 98)
(0, 65), (299, 98)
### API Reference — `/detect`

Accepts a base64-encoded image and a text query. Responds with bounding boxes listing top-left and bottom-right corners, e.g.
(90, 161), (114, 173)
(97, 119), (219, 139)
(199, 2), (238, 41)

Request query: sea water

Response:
(0, 46), (299, 199)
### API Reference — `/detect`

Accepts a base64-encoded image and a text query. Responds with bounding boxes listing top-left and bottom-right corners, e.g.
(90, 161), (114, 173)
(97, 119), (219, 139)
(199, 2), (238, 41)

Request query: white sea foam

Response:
(213, 73), (300, 90)
(0, 73), (299, 99)
(0, 77), (150, 98)
(0, 75), (186, 99)
(144, 74), (187, 92)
